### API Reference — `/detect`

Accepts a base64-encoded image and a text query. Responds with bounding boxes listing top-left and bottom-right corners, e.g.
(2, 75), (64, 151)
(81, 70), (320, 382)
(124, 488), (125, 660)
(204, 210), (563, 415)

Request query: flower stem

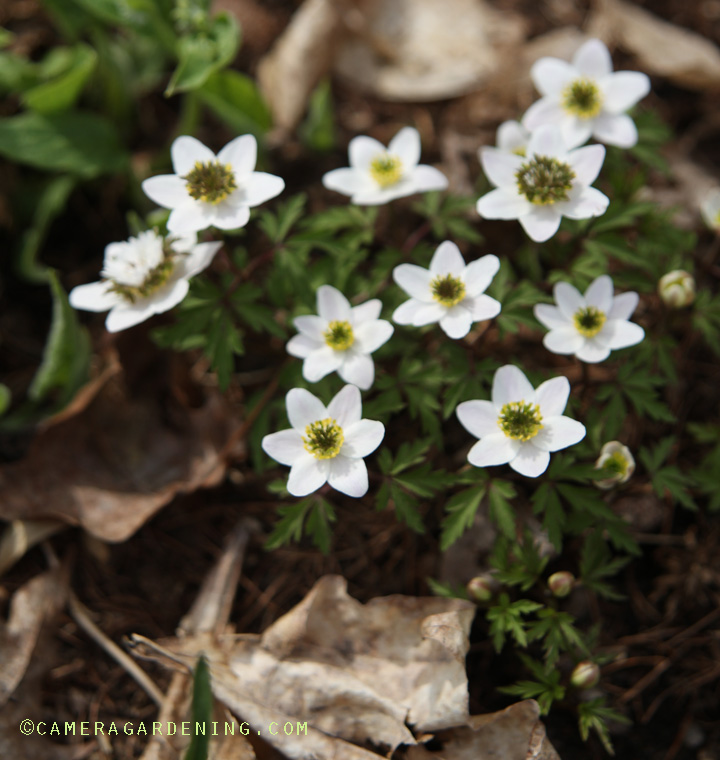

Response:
(402, 220), (432, 255)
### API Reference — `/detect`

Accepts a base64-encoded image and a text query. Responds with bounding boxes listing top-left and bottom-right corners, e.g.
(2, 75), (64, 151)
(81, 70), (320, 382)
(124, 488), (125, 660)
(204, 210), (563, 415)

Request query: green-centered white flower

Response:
(594, 441), (635, 489)
(286, 285), (393, 390)
(534, 275), (644, 363)
(261, 385), (385, 498)
(69, 230), (221, 332)
(456, 365), (586, 478)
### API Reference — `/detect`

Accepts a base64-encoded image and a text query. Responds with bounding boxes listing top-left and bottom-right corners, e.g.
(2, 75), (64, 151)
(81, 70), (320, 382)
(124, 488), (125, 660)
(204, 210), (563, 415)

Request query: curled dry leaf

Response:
(0, 370), (241, 543)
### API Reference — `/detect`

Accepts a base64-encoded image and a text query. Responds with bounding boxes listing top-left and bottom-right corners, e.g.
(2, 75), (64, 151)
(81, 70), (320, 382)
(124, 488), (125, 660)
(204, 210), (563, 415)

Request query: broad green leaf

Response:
(0, 111), (128, 177)
(22, 44), (97, 113)
(200, 69), (272, 136)
(299, 78), (335, 151)
(0, 385), (10, 417)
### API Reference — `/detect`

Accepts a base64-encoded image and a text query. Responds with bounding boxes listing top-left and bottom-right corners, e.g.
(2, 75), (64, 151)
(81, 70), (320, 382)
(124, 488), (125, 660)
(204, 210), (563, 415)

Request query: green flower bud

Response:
(466, 575), (496, 603)
(548, 571), (575, 598)
(571, 661), (600, 689)
(658, 270), (695, 308)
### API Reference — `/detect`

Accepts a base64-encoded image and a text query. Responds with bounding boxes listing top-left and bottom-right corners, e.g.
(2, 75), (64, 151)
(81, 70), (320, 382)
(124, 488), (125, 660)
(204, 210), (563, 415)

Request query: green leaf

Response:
(166, 13), (240, 96)
(205, 310), (243, 390)
(389, 482), (425, 533)
(0, 385), (11, 417)
(198, 68), (272, 136)
(440, 484), (487, 551)
(265, 499), (312, 549)
(0, 111), (128, 177)
(305, 498), (336, 554)
(299, 78), (335, 151)
(22, 44), (97, 113)
(487, 480), (516, 538)
(184, 657), (212, 760)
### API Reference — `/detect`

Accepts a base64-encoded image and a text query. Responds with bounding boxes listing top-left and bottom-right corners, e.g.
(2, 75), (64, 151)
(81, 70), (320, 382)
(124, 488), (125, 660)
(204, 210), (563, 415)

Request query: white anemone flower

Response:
(322, 126), (448, 205)
(456, 365), (586, 478)
(495, 120), (531, 156)
(392, 241), (501, 339)
(522, 38), (651, 149)
(534, 275), (644, 363)
(476, 124), (609, 243)
(701, 189), (720, 232)
(594, 441), (635, 490)
(286, 285), (394, 391)
(262, 385), (385, 498)
(142, 135), (284, 234)
(69, 230), (222, 332)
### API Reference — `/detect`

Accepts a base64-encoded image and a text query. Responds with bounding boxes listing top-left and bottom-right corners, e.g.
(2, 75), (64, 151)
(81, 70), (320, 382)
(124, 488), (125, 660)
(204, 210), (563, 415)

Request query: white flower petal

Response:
(534, 416), (586, 452)
(207, 202), (251, 231)
(568, 144), (606, 186)
(560, 118), (593, 151)
(294, 315), (326, 340)
(554, 281), (585, 320)
(601, 71), (651, 114)
(496, 120), (529, 152)
(463, 255), (500, 297)
(519, 206), (562, 243)
(327, 456), (368, 497)
(531, 58), (576, 97)
(572, 39), (612, 78)
(322, 167), (374, 197)
(410, 164), (448, 193)
(337, 352), (374, 390)
(527, 125), (567, 159)
(261, 429), (305, 466)
(177, 241), (223, 279)
(171, 136), (215, 175)
(288, 455), (329, 496)
(599, 319), (644, 350)
(509, 443), (550, 478)
(467, 434), (520, 467)
(317, 285), (352, 321)
(561, 187), (609, 220)
(286, 388), (327, 432)
(575, 337), (611, 363)
(479, 147), (524, 188)
(148, 278), (189, 314)
(534, 303), (569, 330)
(69, 281), (121, 312)
(466, 294), (501, 322)
(341, 419), (385, 458)
(439, 305), (473, 339)
(286, 333), (319, 359)
(303, 346), (343, 382)
(591, 113), (638, 148)
(393, 264), (433, 301)
(245, 172), (284, 207)
(543, 327), (585, 354)
(352, 299), (382, 323)
(456, 399), (500, 439)
(412, 302), (446, 326)
(492, 365), (536, 407)
(142, 175), (189, 209)
(430, 240), (466, 276)
(522, 98), (567, 132)
(476, 188), (531, 220)
(353, 320), (393, 354)
(167, 203), (213, 234)
(535, 376), (570, 418)
(392, 299), (427, 325)
(217, 134), (257, 177)
(608, 291), (639, 320)
(388, 126), (421, 169)
(349, 135), (388, 170)
(327, 384), (362, 428)
(584, 275), (614, 312)
(105, 302), (155, 332)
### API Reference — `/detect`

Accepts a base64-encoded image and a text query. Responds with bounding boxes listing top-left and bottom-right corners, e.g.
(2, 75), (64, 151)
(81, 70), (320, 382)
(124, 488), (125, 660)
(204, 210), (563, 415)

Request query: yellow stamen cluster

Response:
(369, 153), (403, 188)
(183, 160), (237, 204)
(573, 306), (606, 338)
(303, 418), (344, 460)
(562, 78), (603, 119)
(324, 320), (355, 351)
(431, 274), (466, 307)
(498, 401), (543, 441)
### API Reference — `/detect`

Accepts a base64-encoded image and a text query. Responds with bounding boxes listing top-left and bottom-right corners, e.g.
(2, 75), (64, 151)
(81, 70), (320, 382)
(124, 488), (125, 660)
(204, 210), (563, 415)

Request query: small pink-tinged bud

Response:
(571, 661), (600, 689)
(466, 575), (496, 603)
(548, 571), (575, 598)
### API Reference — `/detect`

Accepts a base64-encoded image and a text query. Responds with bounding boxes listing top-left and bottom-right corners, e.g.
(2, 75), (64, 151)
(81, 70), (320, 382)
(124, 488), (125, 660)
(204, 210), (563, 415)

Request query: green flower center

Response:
(324, 320), (355, 351)
(512, 146), (527, 157)
(602, 451), (628, 478)
(562, 78), (603, 119)
(303, 418), (344, 460)
(431, 274), (466, 307)
(573, 306), (606, 337)
(516, 155), (575, 205)
(108, 247), (177, 303)
(369, 153), (403, 188)
(498, 401), (543, 441)
(183, 160), (237, 204)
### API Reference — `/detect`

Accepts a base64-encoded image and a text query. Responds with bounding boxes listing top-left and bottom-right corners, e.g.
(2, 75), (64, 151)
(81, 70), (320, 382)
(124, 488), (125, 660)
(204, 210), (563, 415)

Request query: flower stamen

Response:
(498, 401), (543, 441)
(562, 78), (603, 119)
(303, 418), (344, 459)
(324, 320), (355, 351)
(431, 274), (466, 307)
(369, 153), (403, 188)
(183, 160), (237, 204)
(573, 305), (606, 337)
(516, 155), (575, 205)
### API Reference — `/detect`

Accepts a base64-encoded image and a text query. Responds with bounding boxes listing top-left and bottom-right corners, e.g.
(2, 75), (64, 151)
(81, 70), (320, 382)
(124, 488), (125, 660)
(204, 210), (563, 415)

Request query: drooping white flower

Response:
(594, 441), (635, 490)
(322, 126), (448, 206)
(701, 189), (720, 232)
(495, 120), (531, 155)
(522, 38), (651, 149)
(142, 135), (284, 234)
(262, 385), (384, 498)
(658, 270), (695, 308)
(534, 275), (644, 363)
(392, 241), (501, 339)
(456, 365), (586, 478)
(69, 230), (222, 332)
(286, 286), (393, 391)
(477, 125), (609, 243)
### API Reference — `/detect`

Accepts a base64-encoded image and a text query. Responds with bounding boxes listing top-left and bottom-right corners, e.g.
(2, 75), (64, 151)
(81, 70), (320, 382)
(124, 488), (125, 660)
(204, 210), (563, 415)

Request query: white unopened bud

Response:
(594, 441), (634, 490)
(658, 270), (695, 308)
(571, 661), (600, 689)
(701, 189), (720, 232)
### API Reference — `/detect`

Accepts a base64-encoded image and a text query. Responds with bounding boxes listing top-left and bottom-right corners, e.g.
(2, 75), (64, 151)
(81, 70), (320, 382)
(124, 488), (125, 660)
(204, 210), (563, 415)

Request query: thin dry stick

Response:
(68, 591), (165, 708)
